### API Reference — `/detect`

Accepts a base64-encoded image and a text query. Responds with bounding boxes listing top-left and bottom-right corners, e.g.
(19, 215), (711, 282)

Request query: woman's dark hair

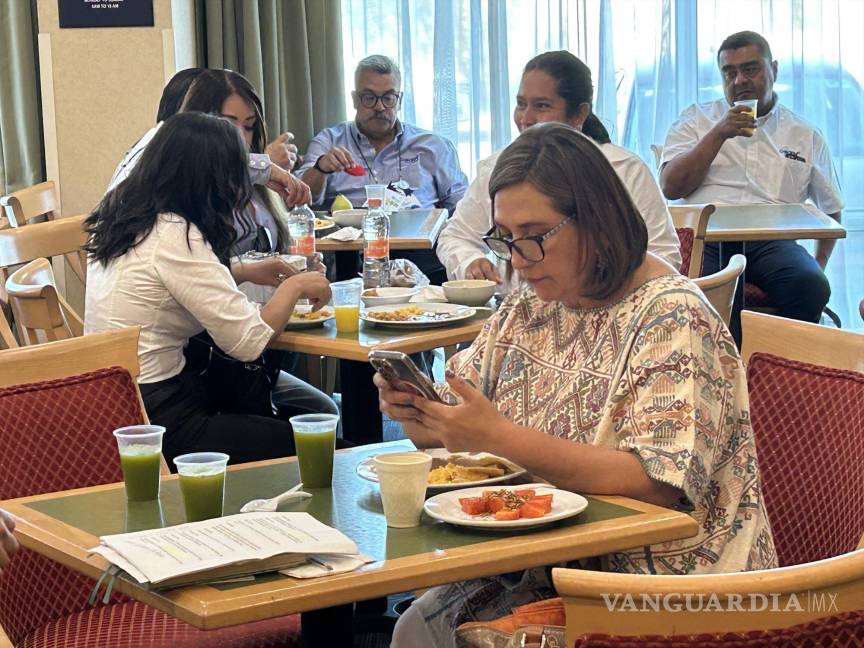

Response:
(181, 69), (268, 153)
(157, 67), (205, 122)
(86, 112), (253, 267)
(523, 51), (611, 144)
(180, 68), (289, 252)
(489, 122), (647, 300)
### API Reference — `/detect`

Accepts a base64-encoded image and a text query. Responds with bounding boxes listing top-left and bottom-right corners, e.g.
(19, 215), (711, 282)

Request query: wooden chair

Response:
(742, 311), (864, 567)
(693, 253), (746, 326)
(5, 258), (82, 345)
(0, 213), (87, 320)
(0, 329), (300, 647)
(552, 548), (864, 644)
(669, 204), (713, 278)
(0, 310), (16, 350)
(0, 181), (59, 228)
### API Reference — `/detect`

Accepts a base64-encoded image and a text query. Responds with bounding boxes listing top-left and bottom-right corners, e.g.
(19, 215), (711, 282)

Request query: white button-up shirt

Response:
(661, 99), (844, 214)
(437, 142), (682, 294)
(85, 214), (274, 384)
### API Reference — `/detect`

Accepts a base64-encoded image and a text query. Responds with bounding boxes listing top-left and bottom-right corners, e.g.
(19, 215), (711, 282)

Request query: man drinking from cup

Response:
(659, 30), (844, 342)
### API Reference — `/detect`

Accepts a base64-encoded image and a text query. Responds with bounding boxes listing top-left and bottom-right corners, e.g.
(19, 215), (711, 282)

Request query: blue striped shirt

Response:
(299, 120), (468, 213)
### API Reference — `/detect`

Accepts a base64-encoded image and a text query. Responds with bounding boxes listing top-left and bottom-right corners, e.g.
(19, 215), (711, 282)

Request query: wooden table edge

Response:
(2, 486), (698, 630)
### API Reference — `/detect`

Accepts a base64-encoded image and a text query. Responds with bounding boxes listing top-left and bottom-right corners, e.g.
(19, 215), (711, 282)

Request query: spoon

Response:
(240, 483), (312, 513)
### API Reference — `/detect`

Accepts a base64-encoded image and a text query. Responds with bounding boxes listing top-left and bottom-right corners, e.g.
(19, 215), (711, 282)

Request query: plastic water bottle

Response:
(287, 204), (316, 267)
(363, 185), (390, 288)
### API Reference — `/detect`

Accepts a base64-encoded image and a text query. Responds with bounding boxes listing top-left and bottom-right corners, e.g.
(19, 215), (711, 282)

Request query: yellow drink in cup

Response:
(113, 425), (165, 501)
(331, 280), (363, 334)
(290, 414), (339, 488)
(173, 452), (229, 522)
(335, 305), (360, 332)
(734, 99), (758, 135)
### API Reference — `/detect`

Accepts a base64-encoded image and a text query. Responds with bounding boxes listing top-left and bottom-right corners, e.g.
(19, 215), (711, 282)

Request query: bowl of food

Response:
(331, 209), (367, 228)
(361, 286), (420, 307)
(442, 279), (497, 306)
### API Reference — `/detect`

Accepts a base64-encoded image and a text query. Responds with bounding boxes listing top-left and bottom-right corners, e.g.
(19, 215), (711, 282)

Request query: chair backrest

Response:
(741, 311), (864, 567)
(5, 258), (80, 345)
(552, 548), (864, 643)
(0, 328), (151, 644)
(0, 181), (60, 227)
(669, 204), (713, 278)
(693, 253), (746, 326)
(0, 213), (88, 309)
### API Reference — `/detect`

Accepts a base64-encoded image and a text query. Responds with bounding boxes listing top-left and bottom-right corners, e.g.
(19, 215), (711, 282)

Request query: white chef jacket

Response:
(661, 99), (844, 214)
(437, 142), (682, 294)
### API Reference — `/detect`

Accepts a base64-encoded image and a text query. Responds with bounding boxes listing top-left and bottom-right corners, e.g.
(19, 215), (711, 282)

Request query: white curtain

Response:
(340, 0), (864, 328)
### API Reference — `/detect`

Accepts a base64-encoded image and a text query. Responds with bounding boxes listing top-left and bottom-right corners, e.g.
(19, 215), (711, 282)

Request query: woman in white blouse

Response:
(436, 51), (681, 294)
(85, 112), (332, 464)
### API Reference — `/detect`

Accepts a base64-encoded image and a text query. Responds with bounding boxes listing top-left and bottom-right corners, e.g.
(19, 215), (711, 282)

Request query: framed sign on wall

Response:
(58, 0), (154, 29)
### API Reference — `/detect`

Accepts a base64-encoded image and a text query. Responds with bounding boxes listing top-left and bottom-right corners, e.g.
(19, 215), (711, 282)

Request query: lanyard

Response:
(351, 128), (402, 184)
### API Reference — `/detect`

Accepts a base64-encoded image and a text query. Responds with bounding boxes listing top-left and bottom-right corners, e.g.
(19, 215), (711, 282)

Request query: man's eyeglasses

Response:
(358, 92), (402, 109)
(482, 218), (571, 263)
(721, 62), (763, 82)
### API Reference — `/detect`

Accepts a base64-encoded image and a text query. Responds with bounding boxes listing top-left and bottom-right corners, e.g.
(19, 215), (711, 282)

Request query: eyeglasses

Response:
(721, 62), (763, 82)
(482, 218), (571, 263)
(357, 92), (402, 109)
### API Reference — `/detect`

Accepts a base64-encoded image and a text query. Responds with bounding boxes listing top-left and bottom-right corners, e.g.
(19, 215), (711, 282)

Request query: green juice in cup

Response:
(173, 452), (229, 522)
(113, 425), (165, 502)
(291, 414), (339, 488)
(119, 445), (163, 501)
(178, 469), (226, 521)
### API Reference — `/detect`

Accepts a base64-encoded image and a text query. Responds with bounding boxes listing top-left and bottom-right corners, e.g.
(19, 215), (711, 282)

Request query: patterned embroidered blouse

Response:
(446, 273), (777, 574)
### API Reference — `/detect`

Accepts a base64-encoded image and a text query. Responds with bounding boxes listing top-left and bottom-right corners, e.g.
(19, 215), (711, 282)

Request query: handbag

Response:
(184, 332), (279, 417)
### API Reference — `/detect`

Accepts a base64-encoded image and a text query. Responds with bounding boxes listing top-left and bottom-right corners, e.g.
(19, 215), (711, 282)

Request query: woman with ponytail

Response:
(437, 51), (681, 292)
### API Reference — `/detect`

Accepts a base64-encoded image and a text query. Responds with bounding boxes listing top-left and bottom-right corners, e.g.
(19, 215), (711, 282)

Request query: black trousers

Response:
(703, 239), (830, 344)
(141, 368), (298, 467)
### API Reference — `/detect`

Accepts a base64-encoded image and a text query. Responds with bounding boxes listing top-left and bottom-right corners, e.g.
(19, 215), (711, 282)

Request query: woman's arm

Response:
(409, 373), (682, 508)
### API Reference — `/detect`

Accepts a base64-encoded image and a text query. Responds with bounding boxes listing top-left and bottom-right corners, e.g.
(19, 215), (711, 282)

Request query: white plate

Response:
(356, 449), (527, 491)
(284, 305), (334, 329)
(314, 219), (337, 232)
(361, 302), (476, 329)
(424, 486), (588, 529)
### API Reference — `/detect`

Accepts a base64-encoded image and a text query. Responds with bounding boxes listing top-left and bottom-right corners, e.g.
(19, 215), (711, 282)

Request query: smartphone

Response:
(368, 350), (443, 402)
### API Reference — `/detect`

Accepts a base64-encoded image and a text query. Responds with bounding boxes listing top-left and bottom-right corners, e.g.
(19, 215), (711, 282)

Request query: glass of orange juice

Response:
(332, 280), (362, 333)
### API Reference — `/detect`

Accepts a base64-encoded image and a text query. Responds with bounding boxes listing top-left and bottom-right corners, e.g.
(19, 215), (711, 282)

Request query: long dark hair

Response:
(157, 67), (204, 122)
(181, 68), (288, 251)
(523, 51), (611, 144)
(86, 112), (253, 267)
(489, 123), (646, 300)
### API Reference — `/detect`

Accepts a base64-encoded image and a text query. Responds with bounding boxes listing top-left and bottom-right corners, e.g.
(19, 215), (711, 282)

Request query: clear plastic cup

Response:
(173, 452), (230, 521)
(331, 280), (363, 333)
(365, 184), (387, 209)
(374, 451), (433, 528)
(112, 425), (165, 501)
(290, 413), (340, 488)
(734, 99), (758, 135)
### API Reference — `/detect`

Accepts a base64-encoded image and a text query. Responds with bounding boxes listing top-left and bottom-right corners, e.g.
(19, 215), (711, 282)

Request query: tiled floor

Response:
(823, 210), (863, 331)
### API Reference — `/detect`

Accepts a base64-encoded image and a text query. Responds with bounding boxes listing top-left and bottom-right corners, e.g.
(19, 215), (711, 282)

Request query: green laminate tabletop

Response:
(26, 442), (636, 561)
(4, 441), (700, 629)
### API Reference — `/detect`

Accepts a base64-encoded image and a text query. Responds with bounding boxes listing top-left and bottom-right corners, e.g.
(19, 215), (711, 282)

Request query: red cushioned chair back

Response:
(675, 228), (694, 276)
(747, 352), (864, 567)
(0, 367), (145, 644)
(571, 609), (864, 646)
